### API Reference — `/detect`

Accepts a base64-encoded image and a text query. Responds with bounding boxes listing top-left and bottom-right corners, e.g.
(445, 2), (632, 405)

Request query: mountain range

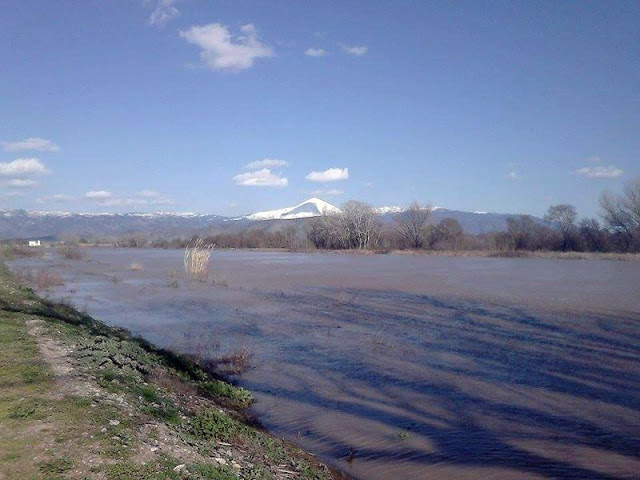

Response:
(0, 198), (534, 240)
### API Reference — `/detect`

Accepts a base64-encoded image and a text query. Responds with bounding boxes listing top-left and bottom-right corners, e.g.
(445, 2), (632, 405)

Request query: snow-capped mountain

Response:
(0, 209), (227, 239)
(244, 198), (341, 221)
(0, 201), (542, 240)
(373, 206), (403, 215)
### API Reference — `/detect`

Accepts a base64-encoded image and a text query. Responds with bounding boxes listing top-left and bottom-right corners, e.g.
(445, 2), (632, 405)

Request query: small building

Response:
(28, 240), (41, 247)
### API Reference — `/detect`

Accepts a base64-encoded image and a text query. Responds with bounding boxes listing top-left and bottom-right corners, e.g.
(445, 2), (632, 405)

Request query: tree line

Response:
(62, 178), (640, 254)
(308, 177), (640, 253)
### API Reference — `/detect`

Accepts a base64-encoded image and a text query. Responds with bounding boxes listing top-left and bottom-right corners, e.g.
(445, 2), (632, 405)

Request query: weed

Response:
(129, 262), (144, 271)
(22, 364), (47, 383)
(38, 457), (73, 474)
(102, 461), (170, 480)
(398, 431), (410, 441)
(8, 400), (38, 419)
(190, 408), (242, 441)
(190, 463), (238, 480)
(199, 380), (253, 409)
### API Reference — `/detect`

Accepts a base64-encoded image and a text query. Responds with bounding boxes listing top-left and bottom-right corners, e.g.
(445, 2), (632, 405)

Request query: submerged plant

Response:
(183, 238), (215, 280)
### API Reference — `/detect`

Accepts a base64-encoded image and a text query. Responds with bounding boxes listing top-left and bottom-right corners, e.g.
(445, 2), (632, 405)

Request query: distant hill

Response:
(0, 199), (542, 240)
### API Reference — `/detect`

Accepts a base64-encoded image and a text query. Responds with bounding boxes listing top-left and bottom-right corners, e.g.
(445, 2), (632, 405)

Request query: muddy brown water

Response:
(9, 248), (640, 479)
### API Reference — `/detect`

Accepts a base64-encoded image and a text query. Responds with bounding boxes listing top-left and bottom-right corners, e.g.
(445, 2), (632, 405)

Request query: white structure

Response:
(28, 240), (41, 247)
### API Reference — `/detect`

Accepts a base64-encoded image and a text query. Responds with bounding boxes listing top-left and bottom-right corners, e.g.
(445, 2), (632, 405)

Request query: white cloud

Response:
(305, 167), (349, 183)
(0, 158), (49, 176)
(0, 191), (23, 200)
(6, 178), (37, 188)
(85, 190), (113, 199)
(310, 189), (343, 196)
(2, 137), (59, 152)
(136, 189), (161, 198)
(180, 23), (273, 72)
(575, 165), (623, 179)
(98, 197), (174, 207)
(244, 158), (288, 169)
(51, 194), (74, 201)
(506, 171), (520, 180)
(305, 48), (327, 57)
(233, 168), (288, 187)
(148, 0), (179, 27)
(36, 194), (74, 204)
(341, 45), (368, 56)
(84, 189), (175, 207)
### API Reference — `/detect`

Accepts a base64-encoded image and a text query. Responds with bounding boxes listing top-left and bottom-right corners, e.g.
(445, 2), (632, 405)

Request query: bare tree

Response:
(578, 218), (607, 252)
(502, 215), (553, 250)
(282, 224), (299, 250)
(600, 178), (640, 251)
(434, 217), (464, 250)
(544, 204), (577, 251)
(339, 201), (379, 249)
(394, 201), (432, 249)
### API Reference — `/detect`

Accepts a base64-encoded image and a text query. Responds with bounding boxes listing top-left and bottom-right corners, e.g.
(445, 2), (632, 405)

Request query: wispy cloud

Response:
(233, 168), (288, 187)
(148, 0), (179, 27)
(506, 171), (520, 180)
(84, 189), (175, 207)
(2, 138), (59, 152)
(341, 44), (367, 56)
(85, 190), (113, 199)
(50, 194), (74, 202)
(180, 23), (273, 72)
(0, 158), (49, 176)
(575, 165), (623, 179)
(305, 48), (327, 57)
(244, 158), (288, 169)
(305, 167), (349, 183)
(136, 189), (162, 198)
(310, 189), (343, 196)
(6, 178), (38, 188)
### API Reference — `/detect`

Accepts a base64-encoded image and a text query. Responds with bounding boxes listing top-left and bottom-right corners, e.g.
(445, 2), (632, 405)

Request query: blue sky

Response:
(1, 1), (638, 217)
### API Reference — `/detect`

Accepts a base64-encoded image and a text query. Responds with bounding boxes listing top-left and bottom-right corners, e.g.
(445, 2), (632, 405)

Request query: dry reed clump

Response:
(184, 238), (215, 280)
(34, 270), (63, 290)
(58, 245), (86, 260)
(204, 346), (254, 376)
(2, 245), (44, 259)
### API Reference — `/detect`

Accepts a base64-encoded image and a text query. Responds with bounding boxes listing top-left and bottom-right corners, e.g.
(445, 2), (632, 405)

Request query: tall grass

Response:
(183, 238), (215, 280)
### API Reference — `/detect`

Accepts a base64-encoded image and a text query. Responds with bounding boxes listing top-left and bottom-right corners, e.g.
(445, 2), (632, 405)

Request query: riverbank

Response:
(0, 262), (339, 480)
(388, 249), (640, 261)
(4, 243), (639, 263)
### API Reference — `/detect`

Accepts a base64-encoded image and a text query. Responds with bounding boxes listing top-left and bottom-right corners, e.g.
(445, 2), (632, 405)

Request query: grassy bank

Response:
(0, 262), (337, 480)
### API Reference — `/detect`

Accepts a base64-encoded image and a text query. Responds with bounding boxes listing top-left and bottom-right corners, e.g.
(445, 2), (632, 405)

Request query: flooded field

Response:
(8, 248), (640, 480)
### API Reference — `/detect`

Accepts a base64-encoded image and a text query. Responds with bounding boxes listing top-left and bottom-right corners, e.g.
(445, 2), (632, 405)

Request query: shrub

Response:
(184, 238), (215, 280)
(190, 408), (241, 441)
(59, 245), (85, 260)
(34, 270), (63, 289)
